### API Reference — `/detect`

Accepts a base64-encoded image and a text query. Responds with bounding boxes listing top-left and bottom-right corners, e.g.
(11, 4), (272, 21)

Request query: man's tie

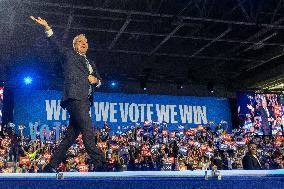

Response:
(83, 56), (93, 96)
(83, 56), (93, 74)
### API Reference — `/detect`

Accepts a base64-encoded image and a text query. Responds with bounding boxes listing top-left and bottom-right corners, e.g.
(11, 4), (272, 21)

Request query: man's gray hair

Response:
(72, 34), (86, 50)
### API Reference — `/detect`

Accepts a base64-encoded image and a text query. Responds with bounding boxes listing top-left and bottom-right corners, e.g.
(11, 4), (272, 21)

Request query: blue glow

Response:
(111, 81), (117, 87)
(24, 77), (32, 85)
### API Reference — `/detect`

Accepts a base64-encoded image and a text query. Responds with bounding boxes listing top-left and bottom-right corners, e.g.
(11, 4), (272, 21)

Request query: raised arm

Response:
(30, 16), (62, 53)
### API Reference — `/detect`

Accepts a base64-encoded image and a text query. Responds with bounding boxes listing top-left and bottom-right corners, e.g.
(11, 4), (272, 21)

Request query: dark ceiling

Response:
(0, 0), (284, 91)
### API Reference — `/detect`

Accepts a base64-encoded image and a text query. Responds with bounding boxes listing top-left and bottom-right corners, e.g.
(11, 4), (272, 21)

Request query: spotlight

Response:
(177, 85), (183, 89)
(207, 83), (214, 93)
(110, 81), (117, 87)
(177, 81), (183, 89)
(24, 77), (32, 85)
(140, 80), (147, 91)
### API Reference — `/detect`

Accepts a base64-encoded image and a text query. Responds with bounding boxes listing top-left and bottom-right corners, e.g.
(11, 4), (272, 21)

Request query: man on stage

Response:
(30, 16), (106, 172)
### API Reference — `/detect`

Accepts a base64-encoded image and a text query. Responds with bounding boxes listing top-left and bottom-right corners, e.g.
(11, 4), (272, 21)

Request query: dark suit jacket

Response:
(242, 152), (262, 170)
(48, 34), (102, 108)
(257, 107), (274, 135)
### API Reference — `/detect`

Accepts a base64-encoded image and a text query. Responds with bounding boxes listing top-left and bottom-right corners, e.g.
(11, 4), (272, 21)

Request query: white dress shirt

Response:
(45, 29), (101, 88)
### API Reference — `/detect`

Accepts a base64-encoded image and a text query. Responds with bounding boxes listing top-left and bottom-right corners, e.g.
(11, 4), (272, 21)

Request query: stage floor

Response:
(0, 170), (284, 189)
(1, 169), (284, 179)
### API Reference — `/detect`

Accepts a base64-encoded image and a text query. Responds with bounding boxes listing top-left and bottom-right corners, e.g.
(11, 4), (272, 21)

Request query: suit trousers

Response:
(49, 99), (105, 168)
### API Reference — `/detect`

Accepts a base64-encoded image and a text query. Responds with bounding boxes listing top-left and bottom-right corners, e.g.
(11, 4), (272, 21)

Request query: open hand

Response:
(88, 75), (98, 84)
(30, 16), (50, 30)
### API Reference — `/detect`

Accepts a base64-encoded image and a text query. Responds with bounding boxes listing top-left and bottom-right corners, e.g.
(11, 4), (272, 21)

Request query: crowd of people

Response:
(0, 121), (283, 173)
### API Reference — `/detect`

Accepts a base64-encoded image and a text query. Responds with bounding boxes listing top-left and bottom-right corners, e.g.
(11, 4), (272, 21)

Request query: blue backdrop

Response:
(13, 90), (232, 134)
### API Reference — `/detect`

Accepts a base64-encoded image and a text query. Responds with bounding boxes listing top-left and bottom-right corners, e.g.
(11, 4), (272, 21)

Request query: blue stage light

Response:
(24, 77), (32, 85)
(111, 81), (117, 87)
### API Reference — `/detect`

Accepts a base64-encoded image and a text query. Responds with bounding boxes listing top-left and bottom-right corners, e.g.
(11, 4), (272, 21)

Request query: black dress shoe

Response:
(43, 164), (57, 173)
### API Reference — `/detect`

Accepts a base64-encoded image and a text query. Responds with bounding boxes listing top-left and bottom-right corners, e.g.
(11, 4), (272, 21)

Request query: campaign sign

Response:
(14, 90), (232, 136)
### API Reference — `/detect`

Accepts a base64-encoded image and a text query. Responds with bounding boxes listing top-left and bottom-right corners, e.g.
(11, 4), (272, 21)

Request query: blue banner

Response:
(14, 90), (232, 135)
